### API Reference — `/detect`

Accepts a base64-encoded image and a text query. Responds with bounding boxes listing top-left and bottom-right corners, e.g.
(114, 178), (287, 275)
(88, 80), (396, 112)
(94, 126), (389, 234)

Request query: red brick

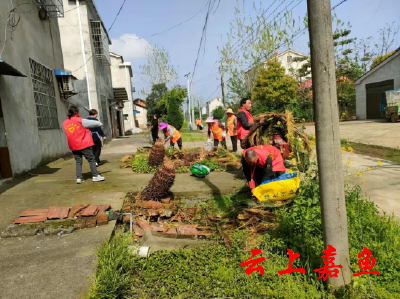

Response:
(13, 215), (47, 224)
(165, 228), (177, 235)
(47, 207), (70, 220)
(147, 209), (160, 217)
(19, 209), (49, 217)
(176, 225), (199, 235)
(77, 205), (98, 217)
(85, 216), (97, 228)
(68, 204), (89, 218)
(136, 220), (164, 232)
(136, 200), (163, 210)
(97, 213), (108, 226)
(133, 224), (144, 236)
(123, 215), (131, 223)
(74, 217), (86, 229)
(98, 205), (111, 213)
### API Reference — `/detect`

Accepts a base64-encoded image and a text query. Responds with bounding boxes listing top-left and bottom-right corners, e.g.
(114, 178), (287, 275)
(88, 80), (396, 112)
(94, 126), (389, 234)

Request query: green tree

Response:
(194, 107), (200, 119)
(167, 96), (184, 130)
(201, 114), (208, 120)
(145, 83), (168, 121)
(212, 106), (225, 120)
(252, 60), (298, 113)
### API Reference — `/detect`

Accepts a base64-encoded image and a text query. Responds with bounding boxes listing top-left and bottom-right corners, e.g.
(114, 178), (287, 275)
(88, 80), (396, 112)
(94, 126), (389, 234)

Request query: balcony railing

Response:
(91, 21), (111, 66)
(33, 0), (64, 18)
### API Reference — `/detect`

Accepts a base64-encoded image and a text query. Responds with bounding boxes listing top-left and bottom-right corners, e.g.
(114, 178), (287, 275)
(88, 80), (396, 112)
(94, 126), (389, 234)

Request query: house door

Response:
(116, 111), (122, 136)
(108, 106), (115, 138)
(0, 96), (12, 178)
(366, 79), (394, 119)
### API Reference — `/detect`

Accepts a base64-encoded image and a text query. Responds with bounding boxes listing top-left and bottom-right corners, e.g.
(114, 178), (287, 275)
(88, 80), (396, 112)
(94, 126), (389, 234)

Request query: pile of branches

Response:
(148, 139), (165, 167)
(242, 110), (311, 151)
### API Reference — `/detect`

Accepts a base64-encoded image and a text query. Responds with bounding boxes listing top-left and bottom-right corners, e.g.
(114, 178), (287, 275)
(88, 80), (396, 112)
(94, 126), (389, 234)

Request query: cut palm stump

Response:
(148, 138), (165, 167)
(139, 161), (176, 202)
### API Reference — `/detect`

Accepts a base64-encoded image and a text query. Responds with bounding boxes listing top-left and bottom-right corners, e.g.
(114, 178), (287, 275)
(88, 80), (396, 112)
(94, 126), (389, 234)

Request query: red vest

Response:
(237, 107), (254, 140)
(63, 117), (94, 151)
(243, 144), (286, 172)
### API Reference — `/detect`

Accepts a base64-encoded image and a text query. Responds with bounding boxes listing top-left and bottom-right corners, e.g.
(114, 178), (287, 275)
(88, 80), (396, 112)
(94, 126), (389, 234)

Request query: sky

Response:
(92, 0), (400, 107)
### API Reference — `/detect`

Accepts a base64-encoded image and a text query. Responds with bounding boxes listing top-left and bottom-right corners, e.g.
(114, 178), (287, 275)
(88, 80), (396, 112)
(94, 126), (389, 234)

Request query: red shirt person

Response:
(237, 98), (254, 148)
(242, 144), (286, 192)
(63, 106), (105, 184)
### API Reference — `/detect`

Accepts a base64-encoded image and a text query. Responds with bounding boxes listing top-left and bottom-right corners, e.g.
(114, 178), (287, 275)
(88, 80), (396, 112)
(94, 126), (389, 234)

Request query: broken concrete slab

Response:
(1, 223), (41, 238)
(140, 230), (214, 252)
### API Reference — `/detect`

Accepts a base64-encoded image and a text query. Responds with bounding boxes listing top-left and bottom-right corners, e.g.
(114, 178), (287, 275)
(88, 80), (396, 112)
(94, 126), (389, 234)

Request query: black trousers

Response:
(151, 130), (159, 144)
(170, 137), (182, 150)
(213, 138), (226, 148)
(230, 135), (238, 152)
(92, 140), (102, 164)
(241, 156), (285, 187)
(197, 125), (202, 130)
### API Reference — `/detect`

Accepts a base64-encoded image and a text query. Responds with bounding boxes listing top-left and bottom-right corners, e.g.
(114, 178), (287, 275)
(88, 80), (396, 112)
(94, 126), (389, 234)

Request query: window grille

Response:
(29, 58), (59, 130)
(32, 0), (64, 18)
(101, 96), (109, 129)
(61, 76), (71, 91)
(91, 21), (111, 66)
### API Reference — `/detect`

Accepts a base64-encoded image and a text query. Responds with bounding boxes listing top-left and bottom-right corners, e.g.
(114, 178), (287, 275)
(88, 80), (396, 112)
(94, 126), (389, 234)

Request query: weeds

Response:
(131, 155), (158, 173)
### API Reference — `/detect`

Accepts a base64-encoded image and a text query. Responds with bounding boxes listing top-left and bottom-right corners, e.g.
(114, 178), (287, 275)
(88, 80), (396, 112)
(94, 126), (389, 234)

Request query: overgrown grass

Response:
(341, 138), (400, 163)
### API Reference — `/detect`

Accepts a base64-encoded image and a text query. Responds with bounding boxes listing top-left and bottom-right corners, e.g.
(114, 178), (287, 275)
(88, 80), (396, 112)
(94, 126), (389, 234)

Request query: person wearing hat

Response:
(206, 117), (226, 148)
(159, 122), (182, 150)
(225, 108), (238, 152)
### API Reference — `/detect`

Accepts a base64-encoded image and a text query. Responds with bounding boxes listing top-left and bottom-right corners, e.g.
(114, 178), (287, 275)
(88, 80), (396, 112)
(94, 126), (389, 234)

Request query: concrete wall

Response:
(134, 106), (148, 129)
(59, 0), (113, 140)
(0, 0), (69, 175)
(355, 54), (400, 119)
(110, 55), (135, 131)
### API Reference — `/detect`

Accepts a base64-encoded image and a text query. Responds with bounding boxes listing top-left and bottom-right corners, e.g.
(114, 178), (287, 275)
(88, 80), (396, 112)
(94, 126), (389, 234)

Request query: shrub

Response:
(131, 155), (158, 173)
(212, 106), (225, 120)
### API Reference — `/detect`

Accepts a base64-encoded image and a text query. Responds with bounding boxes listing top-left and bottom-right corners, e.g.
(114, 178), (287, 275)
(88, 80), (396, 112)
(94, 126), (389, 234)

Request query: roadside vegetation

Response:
(88, 161), (400, 299)
(341, 138), (400, 163)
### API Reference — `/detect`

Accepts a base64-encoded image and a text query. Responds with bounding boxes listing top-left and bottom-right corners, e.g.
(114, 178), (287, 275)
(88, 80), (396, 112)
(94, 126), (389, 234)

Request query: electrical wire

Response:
(108, 0), (127, 32)
(128, 2), (209, 41)
(331, 0), (350, 10)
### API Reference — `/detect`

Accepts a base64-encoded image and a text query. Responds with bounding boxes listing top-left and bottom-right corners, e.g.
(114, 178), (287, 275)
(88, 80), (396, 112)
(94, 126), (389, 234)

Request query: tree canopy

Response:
(212, 106), (225, 120)
(370, 51), (396, 69)
(252, 59), (298, 114)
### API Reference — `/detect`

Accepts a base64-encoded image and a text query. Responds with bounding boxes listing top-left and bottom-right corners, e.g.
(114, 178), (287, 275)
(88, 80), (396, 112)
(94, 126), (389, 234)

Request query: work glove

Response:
(222, 132), (227, 138)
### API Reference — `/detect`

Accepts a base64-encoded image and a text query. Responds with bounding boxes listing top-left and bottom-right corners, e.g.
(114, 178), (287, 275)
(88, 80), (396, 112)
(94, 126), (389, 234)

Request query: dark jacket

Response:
(87, 116), (105, 142)
(237, 111), (255, 130)
(151, 118), (158, 133)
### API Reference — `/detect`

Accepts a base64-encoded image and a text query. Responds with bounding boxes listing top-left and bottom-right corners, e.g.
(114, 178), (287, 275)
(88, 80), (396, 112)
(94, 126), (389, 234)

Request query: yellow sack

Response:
(253, 173), (300, 202)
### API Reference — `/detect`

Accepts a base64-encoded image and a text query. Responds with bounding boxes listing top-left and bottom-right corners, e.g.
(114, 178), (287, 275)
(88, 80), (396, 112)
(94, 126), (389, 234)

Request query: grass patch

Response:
(181, 132), (207, 142)
(131, 155), (158, 173)
(341, 139), (400, 163)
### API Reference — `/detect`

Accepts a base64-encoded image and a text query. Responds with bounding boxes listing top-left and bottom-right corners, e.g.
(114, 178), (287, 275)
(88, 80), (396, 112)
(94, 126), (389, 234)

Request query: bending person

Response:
(160, 122), (182, 150)
(241, 144), (286, 192)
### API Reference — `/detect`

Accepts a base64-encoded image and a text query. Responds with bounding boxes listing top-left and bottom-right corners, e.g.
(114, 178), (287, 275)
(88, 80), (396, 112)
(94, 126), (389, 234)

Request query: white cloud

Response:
(109, 33), (152, 62)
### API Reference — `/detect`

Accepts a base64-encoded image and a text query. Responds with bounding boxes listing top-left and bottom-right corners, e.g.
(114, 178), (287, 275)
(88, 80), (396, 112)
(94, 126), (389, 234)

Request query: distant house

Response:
(355, 48), (400, 119)
(201, 97), (224, 117)
(245, 49), (311, 89)
(133, 99), (147, 129)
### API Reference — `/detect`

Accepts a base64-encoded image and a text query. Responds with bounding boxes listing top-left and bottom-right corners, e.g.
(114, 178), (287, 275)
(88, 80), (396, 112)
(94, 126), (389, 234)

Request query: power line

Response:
(331, 0), (350, 10)
(128, 2), (209, 41)
(108, 0), (127, 31)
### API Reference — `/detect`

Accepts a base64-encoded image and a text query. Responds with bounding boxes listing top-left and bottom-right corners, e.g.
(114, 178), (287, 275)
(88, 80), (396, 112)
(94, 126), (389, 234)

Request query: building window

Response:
(90, 21), (111, 66)
(100, 96), (109, 129)
(123, 114), (129, 121)
(29, 58), (59, 130)
(287, 56), (292, 62)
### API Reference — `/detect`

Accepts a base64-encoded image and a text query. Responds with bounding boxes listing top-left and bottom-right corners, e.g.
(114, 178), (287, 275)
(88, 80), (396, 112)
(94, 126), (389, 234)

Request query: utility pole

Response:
(184, 73), (191, 126)
(198, 95), (201, 118)
(307, 0), (351, 289)
(220, 63), (227, 107)
(190, 78), (195, 130)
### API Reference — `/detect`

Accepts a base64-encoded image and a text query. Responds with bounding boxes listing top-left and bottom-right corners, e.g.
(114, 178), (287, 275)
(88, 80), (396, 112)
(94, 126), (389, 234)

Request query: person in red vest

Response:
(63, 106), (105, 184)
(225, 108), (238, 152)
(242, 144), (286, 192)
(237, 98), (255, 148)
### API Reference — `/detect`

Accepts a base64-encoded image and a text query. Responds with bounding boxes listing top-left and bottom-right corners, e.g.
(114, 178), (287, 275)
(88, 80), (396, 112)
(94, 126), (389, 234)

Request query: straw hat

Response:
(226, 108), (234, 114)
(159, 122), (168, 130)
(205, 117), (214, 123)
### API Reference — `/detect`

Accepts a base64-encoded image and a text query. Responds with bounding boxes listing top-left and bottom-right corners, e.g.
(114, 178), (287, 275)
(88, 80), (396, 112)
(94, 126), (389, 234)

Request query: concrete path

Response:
(304, 119), (400, 148)
(0, 132), (245, 299)
(304, 121), (400, 218)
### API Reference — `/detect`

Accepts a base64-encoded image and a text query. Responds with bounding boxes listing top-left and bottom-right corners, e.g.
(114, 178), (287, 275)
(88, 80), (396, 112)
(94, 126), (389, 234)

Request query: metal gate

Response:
(366, 79), (394, 119)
